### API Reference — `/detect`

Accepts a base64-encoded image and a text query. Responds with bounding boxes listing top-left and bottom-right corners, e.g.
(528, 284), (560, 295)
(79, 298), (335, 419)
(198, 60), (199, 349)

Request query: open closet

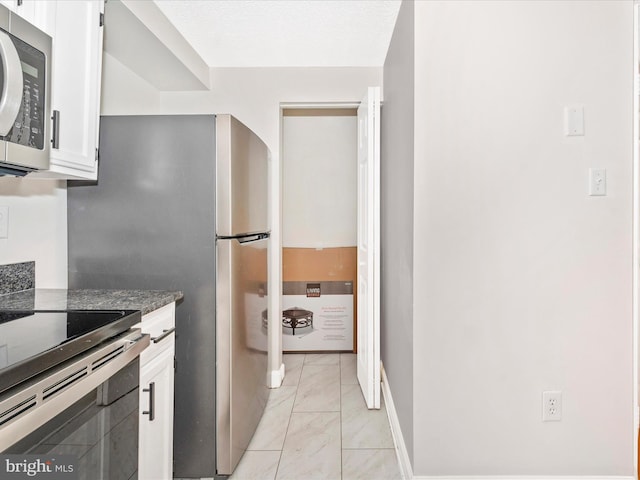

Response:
(280, 107), (358, 353)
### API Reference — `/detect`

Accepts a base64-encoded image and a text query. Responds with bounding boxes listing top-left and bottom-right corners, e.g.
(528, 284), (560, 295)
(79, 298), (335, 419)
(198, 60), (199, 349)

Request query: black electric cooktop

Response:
(0, 310), (142, 394)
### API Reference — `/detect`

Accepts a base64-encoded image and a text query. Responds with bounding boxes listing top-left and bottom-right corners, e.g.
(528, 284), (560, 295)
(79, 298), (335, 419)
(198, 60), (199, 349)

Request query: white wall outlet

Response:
(0, 206), (8, 239)
(589, 168), (606, 196)
(564, 106), (584, 136)
(542, 390), (562, 422)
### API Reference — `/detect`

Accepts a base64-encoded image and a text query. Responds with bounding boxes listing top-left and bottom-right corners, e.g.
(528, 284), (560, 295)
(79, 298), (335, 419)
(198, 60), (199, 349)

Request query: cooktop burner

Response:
(0, 310), (142, 394)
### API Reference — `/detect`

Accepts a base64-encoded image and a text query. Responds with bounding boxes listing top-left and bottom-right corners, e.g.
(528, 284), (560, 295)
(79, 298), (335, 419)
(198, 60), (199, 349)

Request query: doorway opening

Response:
(277, 88), (381, 410)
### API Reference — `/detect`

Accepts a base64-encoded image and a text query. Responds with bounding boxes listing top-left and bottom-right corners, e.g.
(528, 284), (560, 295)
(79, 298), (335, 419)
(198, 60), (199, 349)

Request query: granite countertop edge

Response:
(0, 289), (184, 316)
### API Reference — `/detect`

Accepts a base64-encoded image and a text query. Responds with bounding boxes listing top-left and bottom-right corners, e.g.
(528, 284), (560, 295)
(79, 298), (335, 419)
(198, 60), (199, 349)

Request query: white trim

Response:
(267, 113), (282, 397)
(381, 362), (413, 480)
(279, 101), (361, 109)
(268, 362), (285, 388)
(411, 477), (634, 480)
(633, 3), (639, 476)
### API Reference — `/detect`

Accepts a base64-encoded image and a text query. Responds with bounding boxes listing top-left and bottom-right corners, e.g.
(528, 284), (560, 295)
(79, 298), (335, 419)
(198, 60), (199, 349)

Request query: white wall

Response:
(0, 178), (67, 288)
(412, 0), (633, 475)
(101, 63), (381, 383)
(282, 115), (357, 248)
(100, 53), (163, 115)
(103, 64), (380, 148)
(0, 52), (155, 291)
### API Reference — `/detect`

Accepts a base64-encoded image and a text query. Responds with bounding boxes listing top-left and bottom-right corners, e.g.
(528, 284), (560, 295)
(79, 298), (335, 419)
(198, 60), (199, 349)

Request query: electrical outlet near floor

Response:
(542, 390), (562, 422)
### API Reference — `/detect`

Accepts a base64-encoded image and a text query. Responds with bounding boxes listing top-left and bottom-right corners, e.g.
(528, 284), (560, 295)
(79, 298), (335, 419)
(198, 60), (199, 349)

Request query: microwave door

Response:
(0, 29), (22, 166)
(1, 10), (51, 172)
(0, 6), (8, 167)
(0, 30), (22, 136)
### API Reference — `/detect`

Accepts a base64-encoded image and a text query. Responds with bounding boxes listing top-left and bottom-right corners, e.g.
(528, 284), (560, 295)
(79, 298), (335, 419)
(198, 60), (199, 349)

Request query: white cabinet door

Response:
(139, 341), (175, 480)
(47, 0), (104, 179)
(0, 1), (103, 179)
(0, 1), (53, 36)
(0, 1), (34, 21)
(24, 1), (52, 35)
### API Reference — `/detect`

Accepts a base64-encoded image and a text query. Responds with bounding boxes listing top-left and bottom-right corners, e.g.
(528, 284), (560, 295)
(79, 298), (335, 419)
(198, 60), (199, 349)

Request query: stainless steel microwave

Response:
(0, 5), (51, 176)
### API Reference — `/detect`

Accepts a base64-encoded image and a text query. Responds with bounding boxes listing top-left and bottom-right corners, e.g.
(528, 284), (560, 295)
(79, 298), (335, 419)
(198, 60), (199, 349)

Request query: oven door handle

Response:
(0, 31), (22, 136)
(142, 381), (155, 421)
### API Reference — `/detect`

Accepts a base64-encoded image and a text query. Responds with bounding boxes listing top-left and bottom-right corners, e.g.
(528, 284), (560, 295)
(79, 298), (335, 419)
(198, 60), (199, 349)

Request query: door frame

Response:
(277, 100), (365, 367)
(633, 1), (639, 474)
(356, 86), (382, 409)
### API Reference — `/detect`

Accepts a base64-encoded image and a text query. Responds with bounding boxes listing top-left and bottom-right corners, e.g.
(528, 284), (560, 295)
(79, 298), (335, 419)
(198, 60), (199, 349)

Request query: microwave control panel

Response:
(0, 31), (45, 150)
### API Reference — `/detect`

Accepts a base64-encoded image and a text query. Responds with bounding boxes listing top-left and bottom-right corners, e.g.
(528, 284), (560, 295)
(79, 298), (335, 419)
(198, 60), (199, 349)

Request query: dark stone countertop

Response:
(0, 289), (183, 316)
(0, 261), (34, 295)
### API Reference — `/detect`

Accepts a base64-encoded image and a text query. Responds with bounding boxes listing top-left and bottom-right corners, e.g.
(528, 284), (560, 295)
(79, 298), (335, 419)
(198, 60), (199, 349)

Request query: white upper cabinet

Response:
(0, 1), (51, 33)
(4, 0), (105, 180)
(45, 0), (104, 180)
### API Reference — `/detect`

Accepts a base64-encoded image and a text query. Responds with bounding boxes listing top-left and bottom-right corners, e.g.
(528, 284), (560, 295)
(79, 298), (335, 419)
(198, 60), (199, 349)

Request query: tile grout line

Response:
(274, 354), (345, 479)
(274, 353), (304, 480)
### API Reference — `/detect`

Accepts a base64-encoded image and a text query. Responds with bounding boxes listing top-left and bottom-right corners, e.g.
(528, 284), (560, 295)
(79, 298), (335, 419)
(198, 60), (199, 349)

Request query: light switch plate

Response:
(565, 106), (584, 136)
(0, 206), (8, 239)
(589, 168), (606, 196)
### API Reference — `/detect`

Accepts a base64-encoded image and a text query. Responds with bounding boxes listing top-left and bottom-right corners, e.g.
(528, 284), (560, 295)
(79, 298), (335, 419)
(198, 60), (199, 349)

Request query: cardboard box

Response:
(282, 281), (353, 351)
(282, 247), (357, 352)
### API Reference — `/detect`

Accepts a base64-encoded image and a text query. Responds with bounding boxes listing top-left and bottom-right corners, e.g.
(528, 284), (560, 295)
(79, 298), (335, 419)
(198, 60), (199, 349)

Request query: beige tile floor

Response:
(230, 353), (402, 480)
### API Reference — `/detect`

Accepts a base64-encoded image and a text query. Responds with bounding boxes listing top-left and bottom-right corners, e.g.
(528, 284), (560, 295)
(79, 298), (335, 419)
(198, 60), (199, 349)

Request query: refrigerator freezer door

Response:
(216, 236), (269, 475)
(216, 114), (270, 237)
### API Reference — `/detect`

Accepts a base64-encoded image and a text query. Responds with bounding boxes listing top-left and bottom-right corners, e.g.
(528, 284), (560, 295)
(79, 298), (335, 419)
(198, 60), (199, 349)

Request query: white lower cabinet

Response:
(140, 343), (175, 480)
(136, 303), (176, 480)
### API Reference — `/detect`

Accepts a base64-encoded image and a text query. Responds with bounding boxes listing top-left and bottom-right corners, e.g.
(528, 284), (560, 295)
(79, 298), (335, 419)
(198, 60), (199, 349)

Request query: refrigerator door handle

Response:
(217, 232), (270, 244)
(237, 233), (269, 244)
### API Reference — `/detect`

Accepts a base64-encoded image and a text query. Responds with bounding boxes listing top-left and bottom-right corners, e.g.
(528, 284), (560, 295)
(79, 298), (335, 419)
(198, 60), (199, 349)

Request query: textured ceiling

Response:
(153, 0), (401, 67)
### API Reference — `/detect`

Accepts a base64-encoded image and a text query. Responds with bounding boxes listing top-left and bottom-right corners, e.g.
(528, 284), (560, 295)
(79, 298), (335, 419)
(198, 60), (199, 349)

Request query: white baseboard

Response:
(268, 362), (285, 388)
(381, 362), (414, 480)
(633, 406), (640, 480)
(380, 366), (633, 480)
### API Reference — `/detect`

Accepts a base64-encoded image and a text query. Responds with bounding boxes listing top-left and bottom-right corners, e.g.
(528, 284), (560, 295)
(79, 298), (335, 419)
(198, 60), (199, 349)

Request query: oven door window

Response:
(3, 359), (139, 480)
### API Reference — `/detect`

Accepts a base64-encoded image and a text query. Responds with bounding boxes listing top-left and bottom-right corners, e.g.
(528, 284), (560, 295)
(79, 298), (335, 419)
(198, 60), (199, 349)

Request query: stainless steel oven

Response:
(0, 310), (148, 479)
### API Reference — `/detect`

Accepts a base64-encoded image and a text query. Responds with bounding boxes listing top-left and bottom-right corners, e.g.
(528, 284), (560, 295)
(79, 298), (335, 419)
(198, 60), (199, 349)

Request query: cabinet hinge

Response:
(99, 12), (104, 27)
(174, 356), (177, 371)
(17, 0), (23, 6)
(95, 148), (99, 162)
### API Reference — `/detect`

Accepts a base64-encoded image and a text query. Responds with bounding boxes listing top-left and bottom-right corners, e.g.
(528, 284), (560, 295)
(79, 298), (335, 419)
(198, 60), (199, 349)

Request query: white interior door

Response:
(357, 86), (381, 409)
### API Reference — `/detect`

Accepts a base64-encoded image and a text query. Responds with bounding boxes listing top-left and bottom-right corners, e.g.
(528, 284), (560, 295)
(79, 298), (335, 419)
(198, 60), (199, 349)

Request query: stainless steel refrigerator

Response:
(67, 114), (270, 478)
